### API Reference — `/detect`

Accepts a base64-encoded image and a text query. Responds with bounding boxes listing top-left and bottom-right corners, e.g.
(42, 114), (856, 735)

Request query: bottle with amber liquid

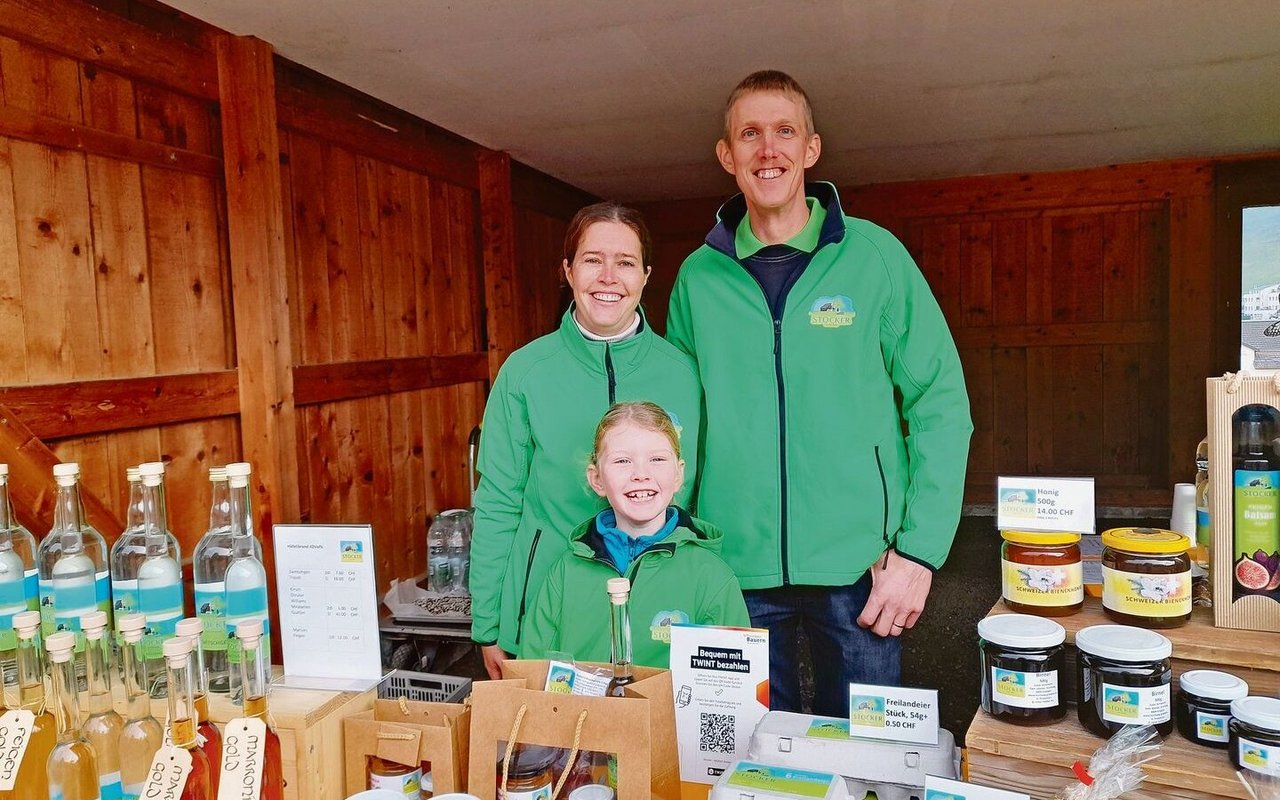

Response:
(1, 610), (55, 800)
(45, 631), (100, 800)
(176, 617), (221, 795)
(605, 577), (634, 697)
(164, 636), (212, 800)
(117, 614), (162, 800)
(79, 610), (124, 800)
(236, 619), (285, 799)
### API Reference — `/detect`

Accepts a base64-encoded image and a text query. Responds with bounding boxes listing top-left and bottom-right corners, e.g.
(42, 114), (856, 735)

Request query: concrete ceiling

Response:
(164, 0), (1280, 202)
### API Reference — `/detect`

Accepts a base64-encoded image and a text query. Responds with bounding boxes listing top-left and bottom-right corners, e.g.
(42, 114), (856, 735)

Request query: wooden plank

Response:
(962, 348), (994, 480)
(510, 158), (596, 221)
(960, 221), (993, 329)
(135, 83), (217, 157)
(991, 217), (1027, 328)
(991, 348), (1028, 475)
(479, 151), (519, 381)
(79, 62), (137, 137)
(0, 0), (218, 101)
(1169, 195), (1214, 483)
(282, 132), (333, 365)
(915, 221), (962, 325)
(951, 320), (1163, 349)
(1049, 212), (1104, 323)
(323, 142), (362, 361)
(1100, 344), (1142, 477)
(354, 155), (388, 359)
(158, 418), (240, 560)
(1051, 346), (1104, 474)
(1025, 348), (1054, 473)
(0, 36), (83, 121)
(0, 138), (28, 386)
(0, 370), (239, 438)
(292, 354), (487, 406)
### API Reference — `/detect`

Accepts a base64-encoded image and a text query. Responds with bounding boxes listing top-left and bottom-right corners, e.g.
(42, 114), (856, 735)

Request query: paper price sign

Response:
(925, 775), (1030, 800)
(996, 476), (1095, 534)
(848, 683), (939, 745)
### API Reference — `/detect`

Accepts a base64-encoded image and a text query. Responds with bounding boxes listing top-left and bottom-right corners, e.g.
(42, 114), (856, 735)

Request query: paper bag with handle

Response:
(467, 660), (679, 800)
(344, 696), (471, 796)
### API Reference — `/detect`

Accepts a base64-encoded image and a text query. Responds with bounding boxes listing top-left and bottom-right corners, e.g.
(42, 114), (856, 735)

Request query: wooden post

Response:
(478, 150), (519, 382)
(216, 34), (298, 658)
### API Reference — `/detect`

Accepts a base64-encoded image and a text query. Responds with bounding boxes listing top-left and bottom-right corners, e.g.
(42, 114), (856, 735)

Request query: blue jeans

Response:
(744, 574), (901, 718)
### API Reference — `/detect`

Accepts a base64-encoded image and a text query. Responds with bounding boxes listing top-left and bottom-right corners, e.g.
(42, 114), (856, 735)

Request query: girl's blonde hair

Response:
(591, 402), (681, 464)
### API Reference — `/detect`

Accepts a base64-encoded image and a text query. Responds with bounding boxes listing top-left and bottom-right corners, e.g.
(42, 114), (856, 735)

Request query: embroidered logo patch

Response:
(649, 609), (690, 643)
(808, 295), (855, 328)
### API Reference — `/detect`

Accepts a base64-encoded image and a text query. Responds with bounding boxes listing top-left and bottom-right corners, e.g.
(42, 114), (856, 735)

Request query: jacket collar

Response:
(570, 507), (723, 566)
(555, 305), (653, 377)
(705, 181), (846, 261)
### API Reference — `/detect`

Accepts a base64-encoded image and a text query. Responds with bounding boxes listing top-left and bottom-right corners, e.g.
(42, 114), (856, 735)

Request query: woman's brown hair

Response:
(563, 202), (653, 267)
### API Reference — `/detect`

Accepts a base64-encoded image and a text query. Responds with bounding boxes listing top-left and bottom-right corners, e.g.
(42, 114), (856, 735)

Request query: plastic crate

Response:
(378, 669), (472, 704)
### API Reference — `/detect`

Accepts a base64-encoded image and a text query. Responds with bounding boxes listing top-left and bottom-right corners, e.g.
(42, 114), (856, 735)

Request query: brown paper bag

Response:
(344, 697), (471, 796)
(467, 660), (679, 800)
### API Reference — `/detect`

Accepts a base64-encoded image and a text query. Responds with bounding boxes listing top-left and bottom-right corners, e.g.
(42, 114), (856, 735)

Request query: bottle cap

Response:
(13, 610), (40, 637)
(176, 618), (203, 640)
(53, 462), (79, 485)
(1231, 696), (1280, 731)
(606, 577), (630, 604)
(225, 462), (252, 478)
(977, 613), (1065, 649)
(126, 466), (140, 482)
(142, 473), (162, 488)
(1179, 669), (1249, 702)
(117, 612), (146, 633)
(81, 610), (109, 637)
(138, 462), (166, 477)
(209, 466), (228, 482)
(0, 464), (8, 478)
(163, 636), (193, 664)
(1076, 624), (1172, 661)
(46, 631), (76, 662)
(236, 619), (264, 642)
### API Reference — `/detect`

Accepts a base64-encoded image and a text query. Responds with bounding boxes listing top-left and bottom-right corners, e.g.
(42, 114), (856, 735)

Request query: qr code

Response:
(699, 712), (736, 753)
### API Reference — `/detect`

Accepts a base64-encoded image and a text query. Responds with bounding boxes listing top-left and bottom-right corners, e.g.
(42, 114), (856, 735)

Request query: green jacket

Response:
(666, 183), (972, 589)
(470, 309), (702, 653)
(519, 510), (750, 668)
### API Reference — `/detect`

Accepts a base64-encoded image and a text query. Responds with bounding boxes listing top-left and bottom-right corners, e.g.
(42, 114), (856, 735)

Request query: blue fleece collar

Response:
(597, 507), (679, 574)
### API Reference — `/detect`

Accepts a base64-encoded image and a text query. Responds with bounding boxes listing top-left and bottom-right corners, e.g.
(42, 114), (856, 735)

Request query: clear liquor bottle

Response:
(41, 465), (100, 649)
(224, 463), (270, 701)
(193, 466), (257, 696)
(1, 611), (55, 800)
(135, 463), (183, 697)
(37, 463), (111, 639)
(175, 617), (221, 796)
(235, 620), (284, 799)
(162, 637), (212, 800)
(0, 464), (38, 693)
(108, 467), (145, 640)
(116, 614), (162, 800)
(80, 611), (123, 800)
(605, 577), (634, 697)
(44, 631), (101, 800)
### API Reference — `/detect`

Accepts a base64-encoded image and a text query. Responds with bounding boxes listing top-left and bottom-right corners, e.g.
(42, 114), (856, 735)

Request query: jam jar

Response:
(1230, 696), (1280, 777)
(1176, 670), (1248, 748)
(1076, 624), (1173, 738)
(1000, 531), (1083, 616)
(977, 613), (1067, 725)
(1100, 527), (1192, 628)
(498, 743), (557, 799)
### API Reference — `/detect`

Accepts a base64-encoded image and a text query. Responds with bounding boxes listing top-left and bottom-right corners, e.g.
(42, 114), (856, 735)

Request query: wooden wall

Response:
(638, 159), (1229, 507)
(0, 0), (590, 605)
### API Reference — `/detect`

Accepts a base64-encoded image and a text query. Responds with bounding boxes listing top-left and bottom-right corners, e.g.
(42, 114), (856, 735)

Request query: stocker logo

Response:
(649, 609), (690, 643)
(850, 694), (886, 728)
(993, 668), (1026, 699)
(808, 295), (856, 328)
(1103, 688), (1140, 720)
(340, 540), (364, 563)
(1243, 743), (1270, 770)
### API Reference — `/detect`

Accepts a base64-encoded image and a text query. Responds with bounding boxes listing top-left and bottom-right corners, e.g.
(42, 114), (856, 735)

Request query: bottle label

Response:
(23, 569), (37, 612)
(1194, 710), (1229, 743)
(112, 579), (140, 621)
(1001, 560), (1083, 607)
(1234, 470), (1280, 556)
(195, 582), (228, 653)
(51, 578), (98, 648)
(225, 585), (271, 665)
(991, 666), (1059, 709)
(1101, 565), (1191, 617)
(218, 716), (267, 800)
(1196, 506), (1212, 550)
(100, 771), (124, 799)
(142, 745), (192, 798)
(1239, 736), (1280, 776)
(503, 780), (554, 800)
(1100, 681), (1170, 725)
(96, 570), (113, 624)
(0, 577), (26, 651)
(0, 709), (35, 790)
(140, 581), (185, 661)
(369, 768), (422, 796)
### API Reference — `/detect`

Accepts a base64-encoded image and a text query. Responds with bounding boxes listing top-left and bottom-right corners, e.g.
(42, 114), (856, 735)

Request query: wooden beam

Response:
(0, 371), (239, 439)
(292, 353), (488, 406)
(0, 0), (218, 102)
(952, 320), (1164, 350)
(1168, 195), (1215, 485)
(217, 34), (298, 660)
(0, 402), (124, 536)
(479, 150), (520, 382)
(0, 104), (222, 176)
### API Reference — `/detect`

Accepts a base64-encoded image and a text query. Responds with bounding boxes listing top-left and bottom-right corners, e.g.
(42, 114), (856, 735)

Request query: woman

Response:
(469, 203), (702, 679)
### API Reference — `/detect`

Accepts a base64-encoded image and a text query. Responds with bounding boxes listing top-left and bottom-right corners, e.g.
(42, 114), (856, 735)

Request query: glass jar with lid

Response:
(1000, 531), (1083, 616)
(1076, 624), (1173, 738)
(497, 743), (558, 799)
(977, 613), (1067, 725)
(1100, 527), (1192, 628)
(1176, 670), (1248, 749)
(1230, 696), (1280, 777)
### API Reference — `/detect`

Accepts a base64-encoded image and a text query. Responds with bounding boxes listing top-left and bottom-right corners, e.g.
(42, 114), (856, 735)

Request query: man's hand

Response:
(481, 644), (511, 679)
(857, 549), (933, 637)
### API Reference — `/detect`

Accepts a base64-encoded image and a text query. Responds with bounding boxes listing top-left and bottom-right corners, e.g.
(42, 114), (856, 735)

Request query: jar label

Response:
(1195, 711), (1229, 743)
(991, 667), (1059, 709)
(1239, 736), (1279, 776)
(1101, 682), (1170, 726)
(1101, 565), (1191, 617)
(1001, 560), (1083, 606)
(502, 782), (553, 800)
(369, 768), (421, 796)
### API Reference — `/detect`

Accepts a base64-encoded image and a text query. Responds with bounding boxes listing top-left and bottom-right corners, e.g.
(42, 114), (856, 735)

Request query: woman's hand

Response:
(482, 643), (511, 679)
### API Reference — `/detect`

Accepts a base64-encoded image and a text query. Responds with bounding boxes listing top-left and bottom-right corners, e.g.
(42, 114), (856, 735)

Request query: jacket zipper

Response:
(874, 446), (890, 550)
(772, 318), (790, 584)
(604, 344), (617, 405)
(514, 529), (543, 644)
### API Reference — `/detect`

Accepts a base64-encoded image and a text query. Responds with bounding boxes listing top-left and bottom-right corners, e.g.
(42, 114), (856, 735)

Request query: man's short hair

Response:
(722, 70), (816, 140)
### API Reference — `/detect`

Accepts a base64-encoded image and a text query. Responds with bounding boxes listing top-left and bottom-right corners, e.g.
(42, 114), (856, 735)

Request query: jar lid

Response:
(1001, 530), (1082, 546)
(1178, 670), (1249, 701)
(977, 613), (1066, 649)
(1075, 624), (1172, 661)
(1231, 696), (1280, 731)
(502, 744), (558, 777)
(1100, 527), (1190, 554)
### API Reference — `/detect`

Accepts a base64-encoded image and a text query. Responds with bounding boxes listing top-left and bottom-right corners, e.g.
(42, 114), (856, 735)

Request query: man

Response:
(666, 70), (972, 716)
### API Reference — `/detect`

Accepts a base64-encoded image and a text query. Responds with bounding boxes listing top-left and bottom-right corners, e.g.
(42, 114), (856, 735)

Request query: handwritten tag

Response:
(141, 745), (193, 799)
(0, 710), (35, 791)
(218, 717), (267, 800)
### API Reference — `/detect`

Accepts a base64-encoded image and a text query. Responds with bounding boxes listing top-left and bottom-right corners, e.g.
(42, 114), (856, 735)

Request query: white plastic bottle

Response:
(224, 462), (271, 700)
(427, 514), (452, 593)
(38, 462), (112, 639)
(447, 526), (468, 595)
(0, 463), (38, 676)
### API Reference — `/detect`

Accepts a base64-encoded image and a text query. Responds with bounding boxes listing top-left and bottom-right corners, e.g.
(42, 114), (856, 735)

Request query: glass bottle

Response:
(37, 463), (111, 639)
(44, 631), (101, 800)
(224, 463), (271, 701)
(1232, 405), (1280, 598)
(136, 463), (183, 697)
(162, 637), (212, 800)
(109, 467), (146, 640)
(176, 617), (220, 795)
(42, 464), (100, 648)
(80, 611), (124, 800)
(0, 464), (38, 693)
(3, 610), (55, 800)
(605, 577), (634, 697)
(1194, 437), (1212, 570)
(193, 467), (250, 696)
(236, 619), (284, 799)
(116, 614), (162, 800)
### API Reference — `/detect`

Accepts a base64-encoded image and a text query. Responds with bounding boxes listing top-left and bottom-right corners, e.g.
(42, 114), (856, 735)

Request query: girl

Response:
(520, 402), (749, 668)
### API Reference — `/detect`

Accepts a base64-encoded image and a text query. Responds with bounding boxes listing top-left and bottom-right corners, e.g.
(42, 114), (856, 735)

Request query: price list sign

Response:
(273, 524), (382, 689)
